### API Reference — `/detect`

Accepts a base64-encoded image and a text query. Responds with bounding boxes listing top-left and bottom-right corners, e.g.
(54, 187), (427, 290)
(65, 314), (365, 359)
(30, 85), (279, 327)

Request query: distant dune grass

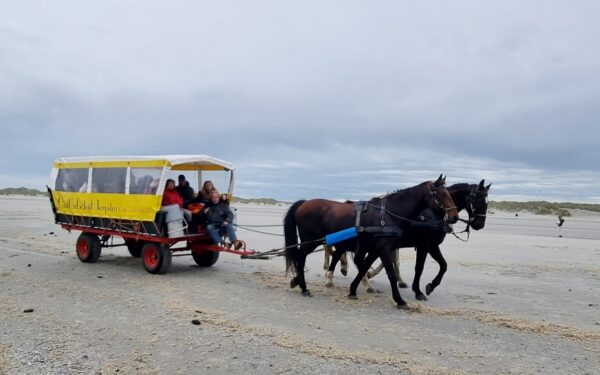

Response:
(489, 201), (600, 217)
(0, 187), (46, 196)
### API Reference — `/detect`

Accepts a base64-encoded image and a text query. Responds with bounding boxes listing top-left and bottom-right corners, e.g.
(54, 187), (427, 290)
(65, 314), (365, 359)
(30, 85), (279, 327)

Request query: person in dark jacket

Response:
(198, 180), (216, 203)
(176, 174), (195, 207)
(557, 215), (565, 237)
(204, 191), (242, 249)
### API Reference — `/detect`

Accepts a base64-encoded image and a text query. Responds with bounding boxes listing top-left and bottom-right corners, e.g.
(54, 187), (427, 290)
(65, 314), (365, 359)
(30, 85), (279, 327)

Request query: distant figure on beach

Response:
(557, 215), (565, 237)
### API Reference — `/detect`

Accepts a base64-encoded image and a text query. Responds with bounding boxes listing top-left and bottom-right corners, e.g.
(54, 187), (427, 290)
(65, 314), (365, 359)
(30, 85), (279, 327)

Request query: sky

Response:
(1, 1), (599, 202)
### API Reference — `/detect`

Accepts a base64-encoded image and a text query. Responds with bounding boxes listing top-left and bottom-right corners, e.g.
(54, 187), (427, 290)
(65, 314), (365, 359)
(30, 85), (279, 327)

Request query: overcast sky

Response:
(1, 1), (599, 202)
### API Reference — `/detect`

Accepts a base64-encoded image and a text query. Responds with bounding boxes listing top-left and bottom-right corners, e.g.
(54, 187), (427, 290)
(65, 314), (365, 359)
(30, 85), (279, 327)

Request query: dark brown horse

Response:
(284, 175), (458, 309)
(328, 180), (491, 301)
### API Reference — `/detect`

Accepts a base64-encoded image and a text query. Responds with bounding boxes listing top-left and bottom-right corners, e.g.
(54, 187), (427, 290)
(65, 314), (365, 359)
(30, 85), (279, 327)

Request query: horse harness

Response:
(353, 186), (460, 241)
(452, 187), (487, 242)
(353, 199), (404, 239)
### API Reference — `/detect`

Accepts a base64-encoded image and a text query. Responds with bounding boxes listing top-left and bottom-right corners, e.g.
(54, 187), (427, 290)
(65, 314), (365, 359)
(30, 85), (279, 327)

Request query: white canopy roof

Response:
(54, 155), (235, 171)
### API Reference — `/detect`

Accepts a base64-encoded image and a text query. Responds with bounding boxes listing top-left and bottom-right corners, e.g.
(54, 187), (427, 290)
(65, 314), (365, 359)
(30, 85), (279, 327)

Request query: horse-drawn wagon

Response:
(47, 155), (255, 274)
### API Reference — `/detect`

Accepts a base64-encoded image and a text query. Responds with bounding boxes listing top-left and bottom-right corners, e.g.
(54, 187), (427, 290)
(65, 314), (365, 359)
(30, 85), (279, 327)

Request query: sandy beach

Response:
(1, 196), (599, 374)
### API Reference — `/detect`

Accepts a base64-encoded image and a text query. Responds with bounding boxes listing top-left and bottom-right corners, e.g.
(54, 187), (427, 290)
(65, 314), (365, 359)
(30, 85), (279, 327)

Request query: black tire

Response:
(141, 242), (172, 274)
(125, 239), (143, 257)
(192, 250), (219, 267)
(76, 233), (101, 263)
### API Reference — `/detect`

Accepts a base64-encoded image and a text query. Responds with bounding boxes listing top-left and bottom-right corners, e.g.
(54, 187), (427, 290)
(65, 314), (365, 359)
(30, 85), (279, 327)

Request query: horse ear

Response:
(479, 179), (485, 189)
(485, 183), (492, 191)
(435, 174), (443, 185)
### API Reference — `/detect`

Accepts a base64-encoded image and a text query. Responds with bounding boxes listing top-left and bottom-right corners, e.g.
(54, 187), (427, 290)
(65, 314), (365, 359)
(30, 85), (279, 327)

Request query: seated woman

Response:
(204, 191), (242, 250)
(198, 180), (216, 204)
(162, 179), (192, 223)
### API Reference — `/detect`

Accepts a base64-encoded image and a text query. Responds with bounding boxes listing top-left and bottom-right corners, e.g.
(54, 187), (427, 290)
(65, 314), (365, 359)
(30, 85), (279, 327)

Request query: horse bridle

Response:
(464, 187), (487, 224)
(452, 187), (488, 242)
(430, 186), (457, 215)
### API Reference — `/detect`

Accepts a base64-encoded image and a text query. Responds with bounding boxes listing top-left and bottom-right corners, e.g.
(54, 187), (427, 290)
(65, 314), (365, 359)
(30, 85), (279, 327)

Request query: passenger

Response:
(162, 179), (192, 223)
(220, 193), (230, 205)
(176, 174), (195, 207)
(198, 180), (216, 203)
(162, 179), (183, 207)
(204, 191), (242, 249)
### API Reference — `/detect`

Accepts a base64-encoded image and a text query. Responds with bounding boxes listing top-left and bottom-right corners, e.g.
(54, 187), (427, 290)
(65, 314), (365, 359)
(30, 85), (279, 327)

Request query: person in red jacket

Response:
(162, 179), (191, 224)
(162, 179), (183, 207)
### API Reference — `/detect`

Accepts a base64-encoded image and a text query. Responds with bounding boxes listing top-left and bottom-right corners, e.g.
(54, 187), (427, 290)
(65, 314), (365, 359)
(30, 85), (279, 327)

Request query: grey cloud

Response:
(1, 1), (599, 202)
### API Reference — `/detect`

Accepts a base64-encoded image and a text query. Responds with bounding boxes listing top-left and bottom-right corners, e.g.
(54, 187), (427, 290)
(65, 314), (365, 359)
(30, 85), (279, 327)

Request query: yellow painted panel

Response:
(52, 191), (162, 221)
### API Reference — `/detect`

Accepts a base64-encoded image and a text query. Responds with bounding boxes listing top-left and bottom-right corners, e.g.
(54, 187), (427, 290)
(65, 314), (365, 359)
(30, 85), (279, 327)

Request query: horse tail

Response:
(284, 199), (306, 274)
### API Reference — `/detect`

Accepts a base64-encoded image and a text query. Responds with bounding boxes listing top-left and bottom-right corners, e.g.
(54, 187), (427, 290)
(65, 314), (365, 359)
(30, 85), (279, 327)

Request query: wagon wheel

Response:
(192, 250), (220, 267)
(124, 239), (143, 257)
(141, 243), (172, 274)
(76, 233), (101, 263)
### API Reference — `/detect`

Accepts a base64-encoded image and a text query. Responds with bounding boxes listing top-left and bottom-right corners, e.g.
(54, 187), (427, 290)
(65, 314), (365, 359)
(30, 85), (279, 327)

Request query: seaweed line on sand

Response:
(248, 270), (600, 348)
(165, 299), (461, 375)
(456, 260), (600, 275)
(0, 343), (19, 373)
(411, 304), (600, 347)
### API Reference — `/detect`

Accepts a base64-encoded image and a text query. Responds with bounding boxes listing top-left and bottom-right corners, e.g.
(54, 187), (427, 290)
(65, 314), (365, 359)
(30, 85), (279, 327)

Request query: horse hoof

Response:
(366, 271), (373, 279)
(341, 268), (348, 276)
(302, 290), (312, 297)
(398, 282), (408, 289)
(416, 294), (428, 301)
(397, 303), (410, 310)
(348, 294), (358, 300)
(290, 278), (298, 289)
(426, 283), (434, 295)
(325, 282), (333, 288)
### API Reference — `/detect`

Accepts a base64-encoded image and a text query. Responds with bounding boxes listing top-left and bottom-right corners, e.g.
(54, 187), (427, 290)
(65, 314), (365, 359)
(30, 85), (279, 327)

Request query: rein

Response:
(451, 218), (471, 242)
(450, 187), (487, 242)
(363, 185), (457, 227)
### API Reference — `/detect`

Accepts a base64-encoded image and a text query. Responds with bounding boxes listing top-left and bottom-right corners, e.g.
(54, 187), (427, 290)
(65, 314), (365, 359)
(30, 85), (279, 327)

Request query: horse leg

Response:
(412, 246), (428, 301)
(361, 257), (382, 293)
(425, 244), (447, 296)
(380, 248), (408, 309)
(325, 247), (345, 288)
(340, 252), (348, 276)
(366, 261), (384, 279)
(392, 249), (408, 288)
(323, 245), (332, 271)
(348, 251), (379, 299)
(361, 272), (380, 294)
(291, 244), (316, 297)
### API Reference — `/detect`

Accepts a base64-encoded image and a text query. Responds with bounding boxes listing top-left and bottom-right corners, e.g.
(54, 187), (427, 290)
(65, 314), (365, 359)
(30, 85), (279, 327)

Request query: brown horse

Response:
(325, 180), (491, 300)
(284, 175), (458, 309)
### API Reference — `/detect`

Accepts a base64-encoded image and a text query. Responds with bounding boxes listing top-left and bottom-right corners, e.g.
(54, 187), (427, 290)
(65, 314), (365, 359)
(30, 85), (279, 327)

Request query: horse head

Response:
(427, 175), (459, 224)
(466, 179), (491, 230)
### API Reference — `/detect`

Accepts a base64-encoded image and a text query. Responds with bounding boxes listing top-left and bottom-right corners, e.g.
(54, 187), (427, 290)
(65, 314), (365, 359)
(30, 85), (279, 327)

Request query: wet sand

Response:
(1, 196), (599, 374)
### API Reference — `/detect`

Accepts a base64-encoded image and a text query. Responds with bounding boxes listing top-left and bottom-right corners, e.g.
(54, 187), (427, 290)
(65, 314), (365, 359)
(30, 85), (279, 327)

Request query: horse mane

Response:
(447, 183), (473, 192)
(382, 180), (431, 200)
